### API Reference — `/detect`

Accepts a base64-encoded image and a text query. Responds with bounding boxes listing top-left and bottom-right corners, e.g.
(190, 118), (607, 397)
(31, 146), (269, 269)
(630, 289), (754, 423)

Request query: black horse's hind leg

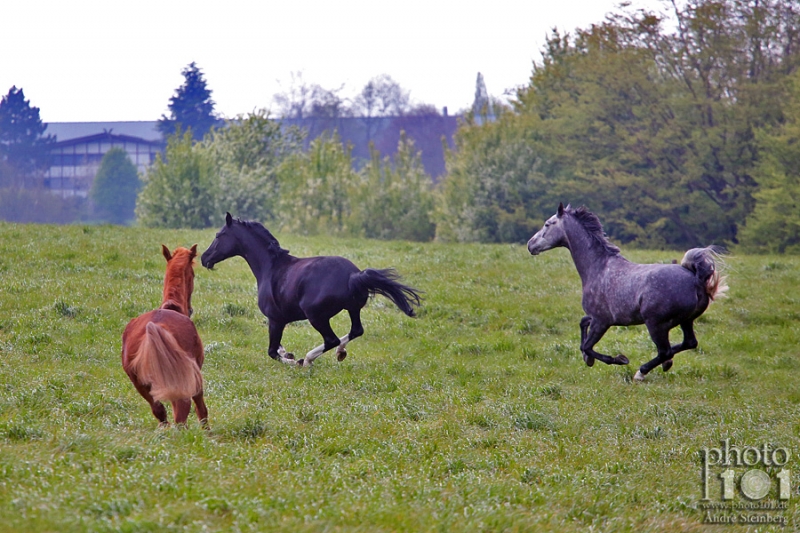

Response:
(661, 321), (699, 372)
(635, 321), (674, 381)
(297, 316), (341, 367)
(580, 318), (629, 366)
(337, 309), (365, 362)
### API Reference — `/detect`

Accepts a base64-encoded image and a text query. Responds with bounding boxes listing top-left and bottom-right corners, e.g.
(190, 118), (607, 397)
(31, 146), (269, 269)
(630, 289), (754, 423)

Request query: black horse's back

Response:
(202, 213), (422, 366)
(349, 268), (422, 317)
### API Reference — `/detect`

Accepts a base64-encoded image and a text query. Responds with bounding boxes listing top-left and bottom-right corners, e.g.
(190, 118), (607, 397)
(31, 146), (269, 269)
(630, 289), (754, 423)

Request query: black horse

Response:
(201, 213), (422, 367)
(527, 204), (727, 381)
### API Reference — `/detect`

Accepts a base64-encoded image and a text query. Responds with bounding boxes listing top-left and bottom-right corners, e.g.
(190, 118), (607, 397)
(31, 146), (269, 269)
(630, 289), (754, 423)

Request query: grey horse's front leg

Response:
(580, 316), (594, 366)
(580, 317), (629, 366)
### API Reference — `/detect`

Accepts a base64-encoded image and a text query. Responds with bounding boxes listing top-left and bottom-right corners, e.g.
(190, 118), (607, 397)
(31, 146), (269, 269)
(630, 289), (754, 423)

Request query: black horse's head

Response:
(201, 212), (288, 270)
(201, 212), (241, 270)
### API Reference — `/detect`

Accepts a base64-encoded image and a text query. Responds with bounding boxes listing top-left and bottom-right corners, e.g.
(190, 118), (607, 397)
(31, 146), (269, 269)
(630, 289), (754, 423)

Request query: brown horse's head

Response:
(160, 244), (198, 316)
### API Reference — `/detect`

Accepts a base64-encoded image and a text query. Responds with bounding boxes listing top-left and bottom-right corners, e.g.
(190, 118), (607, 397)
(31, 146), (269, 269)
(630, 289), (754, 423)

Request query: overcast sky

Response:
(0, 0), (667, 123)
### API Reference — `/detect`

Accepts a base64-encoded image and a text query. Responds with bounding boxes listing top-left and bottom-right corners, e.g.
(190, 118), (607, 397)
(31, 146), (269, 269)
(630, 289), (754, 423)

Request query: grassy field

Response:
(0, 222), (798, 532)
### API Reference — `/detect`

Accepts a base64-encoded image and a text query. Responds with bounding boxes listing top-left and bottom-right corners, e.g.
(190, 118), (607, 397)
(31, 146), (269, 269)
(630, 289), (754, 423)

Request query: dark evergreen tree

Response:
(158, 62), (219, 141)
(90, 147), (140, 224)
(0, 86), (54, 177)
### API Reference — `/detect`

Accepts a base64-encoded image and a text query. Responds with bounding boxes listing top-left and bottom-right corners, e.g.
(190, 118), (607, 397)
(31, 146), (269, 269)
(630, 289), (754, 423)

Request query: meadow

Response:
(0, 222), (798, 532)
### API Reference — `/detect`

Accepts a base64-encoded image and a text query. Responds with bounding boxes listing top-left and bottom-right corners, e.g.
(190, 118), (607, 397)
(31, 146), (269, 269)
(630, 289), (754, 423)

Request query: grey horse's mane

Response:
(568, 206), (621, 256)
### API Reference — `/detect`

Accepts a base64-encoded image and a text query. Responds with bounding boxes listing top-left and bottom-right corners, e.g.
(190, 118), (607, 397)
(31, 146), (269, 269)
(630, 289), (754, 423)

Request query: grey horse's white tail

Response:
(680, 247), (729, 301)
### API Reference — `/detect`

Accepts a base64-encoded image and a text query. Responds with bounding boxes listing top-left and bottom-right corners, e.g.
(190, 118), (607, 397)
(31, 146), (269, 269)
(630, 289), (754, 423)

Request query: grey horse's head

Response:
(527, 203), (569, 255)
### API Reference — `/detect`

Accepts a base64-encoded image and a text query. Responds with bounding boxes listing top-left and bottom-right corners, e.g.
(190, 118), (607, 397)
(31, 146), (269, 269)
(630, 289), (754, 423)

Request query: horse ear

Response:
(225, 212), (233, 226)
(189, 244), (198, 257)
(557, 203), (565, 218)
(161, 244), (172, 262)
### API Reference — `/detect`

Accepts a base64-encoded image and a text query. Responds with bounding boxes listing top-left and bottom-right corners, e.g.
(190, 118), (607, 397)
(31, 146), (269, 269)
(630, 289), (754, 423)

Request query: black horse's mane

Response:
(237, 218), (289, 257)
(568, 206), (621, 256)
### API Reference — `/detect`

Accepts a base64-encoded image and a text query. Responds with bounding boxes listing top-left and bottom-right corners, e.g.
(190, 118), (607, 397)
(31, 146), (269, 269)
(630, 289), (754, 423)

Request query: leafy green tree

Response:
(354, 133), (435, 241)
(136, 130), (218, 228)
(435, 111), (553, 243)
(202, 110), (304, 222)
(0, 86), (54, 176)
(158, 62), (219, 141)
(739, 72), (800, 253)
(90, 147), (140, 224)
(441, 0), (799, 247)
(276, 133), (360, 235)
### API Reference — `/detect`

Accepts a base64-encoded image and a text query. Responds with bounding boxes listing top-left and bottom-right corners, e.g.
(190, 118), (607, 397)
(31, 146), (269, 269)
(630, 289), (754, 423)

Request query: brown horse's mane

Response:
(568, 206), (621, 256)
(161, 248), (194, 314)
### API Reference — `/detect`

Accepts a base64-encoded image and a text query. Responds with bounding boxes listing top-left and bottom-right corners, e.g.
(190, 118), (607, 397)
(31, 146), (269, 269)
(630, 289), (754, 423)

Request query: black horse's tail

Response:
(680, 246), (729, 301)
(349, 268), (421, 317)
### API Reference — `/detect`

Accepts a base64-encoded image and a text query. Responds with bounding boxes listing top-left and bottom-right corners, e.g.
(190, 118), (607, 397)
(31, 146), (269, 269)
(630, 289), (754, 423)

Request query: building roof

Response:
(49, 131), (164, 149)
(45, 121), (161, 142)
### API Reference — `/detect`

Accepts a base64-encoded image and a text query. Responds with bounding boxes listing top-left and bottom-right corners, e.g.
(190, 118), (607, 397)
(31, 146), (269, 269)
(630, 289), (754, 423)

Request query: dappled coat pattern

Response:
(527, 203), (727, 381)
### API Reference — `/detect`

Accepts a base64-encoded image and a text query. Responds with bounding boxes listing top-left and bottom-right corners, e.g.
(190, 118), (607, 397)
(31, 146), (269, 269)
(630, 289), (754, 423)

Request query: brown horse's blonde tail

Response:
(130, 322), (203, 402)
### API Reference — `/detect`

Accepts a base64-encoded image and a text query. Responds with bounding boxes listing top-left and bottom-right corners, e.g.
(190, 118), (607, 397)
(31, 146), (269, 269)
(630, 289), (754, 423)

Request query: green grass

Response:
(0, 222), (798, 532)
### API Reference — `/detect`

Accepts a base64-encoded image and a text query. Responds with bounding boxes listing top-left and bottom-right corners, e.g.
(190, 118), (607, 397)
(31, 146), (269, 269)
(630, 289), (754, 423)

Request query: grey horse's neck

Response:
(564, 216), (620, 285)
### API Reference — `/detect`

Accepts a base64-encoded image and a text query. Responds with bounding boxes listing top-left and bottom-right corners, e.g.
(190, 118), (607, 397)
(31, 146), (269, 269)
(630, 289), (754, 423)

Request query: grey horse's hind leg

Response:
(580, 318), (629, 366)
(661, 321), (699, 372)
(635, 321), (674, 381)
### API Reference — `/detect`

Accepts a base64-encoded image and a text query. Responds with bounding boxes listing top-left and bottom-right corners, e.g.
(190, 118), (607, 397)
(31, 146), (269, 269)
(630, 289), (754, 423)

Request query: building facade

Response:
(43, 122), (162, 197)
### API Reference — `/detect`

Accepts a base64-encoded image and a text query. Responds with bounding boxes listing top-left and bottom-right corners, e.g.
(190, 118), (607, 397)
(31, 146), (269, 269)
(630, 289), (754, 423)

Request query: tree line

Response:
(438, 0), (800, 252)
(136, 112), (436, 242)
(2, 0), (800, 252)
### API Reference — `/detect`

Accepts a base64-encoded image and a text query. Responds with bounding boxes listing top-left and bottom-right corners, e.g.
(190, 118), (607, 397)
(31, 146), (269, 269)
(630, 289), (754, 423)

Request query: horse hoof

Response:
(583, 353), (595, 367)
(296, 358), (305, 367)
(615, 354), (630, 365)
(661, 359), (673, 372)
(284, 352), (295, 360)
(337, 349), (347, 362)
(633, 370), (645, 382)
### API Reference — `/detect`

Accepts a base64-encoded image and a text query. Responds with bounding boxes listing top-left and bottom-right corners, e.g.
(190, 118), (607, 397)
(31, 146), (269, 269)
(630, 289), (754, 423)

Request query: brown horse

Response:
(121, 244), (208, 427)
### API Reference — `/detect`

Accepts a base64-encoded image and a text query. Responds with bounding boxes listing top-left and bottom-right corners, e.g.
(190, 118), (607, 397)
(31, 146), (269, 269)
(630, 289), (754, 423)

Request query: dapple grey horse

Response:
(527, 204), (727, 381)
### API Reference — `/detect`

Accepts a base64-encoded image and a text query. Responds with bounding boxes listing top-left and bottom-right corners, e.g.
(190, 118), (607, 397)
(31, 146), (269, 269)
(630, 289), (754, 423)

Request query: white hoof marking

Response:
(633, 370), (645, 382)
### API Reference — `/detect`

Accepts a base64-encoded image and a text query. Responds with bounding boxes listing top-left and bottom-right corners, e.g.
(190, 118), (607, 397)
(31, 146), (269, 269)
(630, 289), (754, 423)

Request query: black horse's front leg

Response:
(267, 319), (294, 363)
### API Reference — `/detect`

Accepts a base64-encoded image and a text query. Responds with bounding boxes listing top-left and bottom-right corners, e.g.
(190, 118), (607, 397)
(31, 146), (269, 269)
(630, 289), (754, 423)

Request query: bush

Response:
(90, 147), (140, 224)
(354, 134), (435, 241)
(136, 130), (219, 229)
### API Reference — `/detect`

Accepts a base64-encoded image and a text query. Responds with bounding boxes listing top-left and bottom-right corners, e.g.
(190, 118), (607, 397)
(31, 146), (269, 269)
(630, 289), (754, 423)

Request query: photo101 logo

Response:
(699, 439), (791, 526)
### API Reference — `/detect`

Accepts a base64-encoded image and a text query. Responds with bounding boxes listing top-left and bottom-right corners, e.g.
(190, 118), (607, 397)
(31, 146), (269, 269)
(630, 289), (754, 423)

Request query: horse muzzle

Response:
(200, 253), (215, 270)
